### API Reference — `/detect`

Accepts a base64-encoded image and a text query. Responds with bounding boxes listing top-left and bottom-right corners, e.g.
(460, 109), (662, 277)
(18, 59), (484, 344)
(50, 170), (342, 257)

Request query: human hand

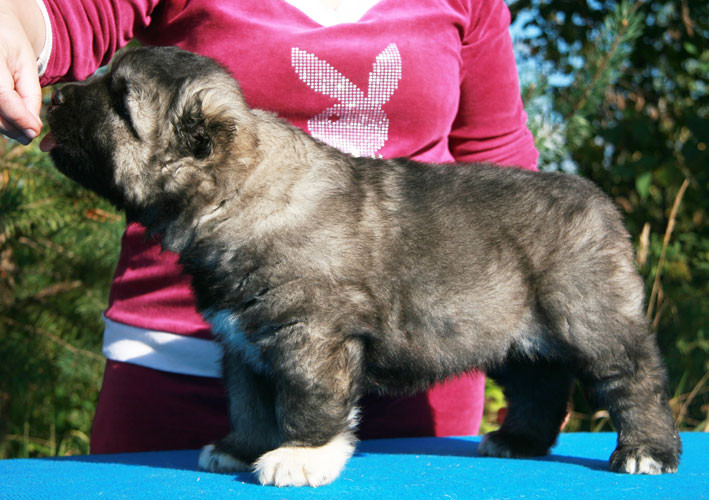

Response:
(0, 2), (43, 145)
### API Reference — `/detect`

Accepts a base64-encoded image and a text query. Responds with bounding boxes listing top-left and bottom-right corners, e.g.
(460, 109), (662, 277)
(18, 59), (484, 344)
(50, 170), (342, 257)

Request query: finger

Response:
(0, 59), (42, 140)
(14, 49), (42, 123)
(0, 115), (31, 145)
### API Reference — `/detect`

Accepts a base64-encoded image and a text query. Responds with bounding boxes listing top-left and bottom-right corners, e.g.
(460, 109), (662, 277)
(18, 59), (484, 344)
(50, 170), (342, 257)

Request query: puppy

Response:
(43, 46), (681, 486)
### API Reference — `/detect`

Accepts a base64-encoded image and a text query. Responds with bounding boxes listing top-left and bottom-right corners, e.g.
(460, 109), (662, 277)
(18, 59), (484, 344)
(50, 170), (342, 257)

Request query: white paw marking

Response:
(622, 454), (663, 475)
(198, 444), (250, 473)
(254, 433), (355, 487)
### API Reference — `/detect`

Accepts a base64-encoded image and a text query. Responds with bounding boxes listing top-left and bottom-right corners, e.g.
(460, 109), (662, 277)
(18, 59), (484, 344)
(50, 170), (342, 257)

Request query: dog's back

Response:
(338, 159), (640, 383)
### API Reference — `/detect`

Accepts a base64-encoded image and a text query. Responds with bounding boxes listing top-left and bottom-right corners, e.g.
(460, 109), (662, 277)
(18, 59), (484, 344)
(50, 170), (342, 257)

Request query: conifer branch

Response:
(2, 316), (104, 362)
(569, 0), (645, 118)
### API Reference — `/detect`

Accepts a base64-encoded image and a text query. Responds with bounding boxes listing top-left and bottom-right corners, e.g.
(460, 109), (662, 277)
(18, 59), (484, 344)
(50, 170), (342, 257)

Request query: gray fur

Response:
(46, 47), (680, 486)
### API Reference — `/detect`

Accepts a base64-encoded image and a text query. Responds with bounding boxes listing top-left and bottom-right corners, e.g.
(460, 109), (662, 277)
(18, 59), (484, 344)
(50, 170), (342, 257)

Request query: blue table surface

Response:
(1, 433), (706, 499)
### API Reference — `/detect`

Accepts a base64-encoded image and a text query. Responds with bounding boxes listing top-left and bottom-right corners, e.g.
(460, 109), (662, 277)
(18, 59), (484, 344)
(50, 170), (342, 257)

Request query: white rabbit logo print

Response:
(291, 44), (402, 157)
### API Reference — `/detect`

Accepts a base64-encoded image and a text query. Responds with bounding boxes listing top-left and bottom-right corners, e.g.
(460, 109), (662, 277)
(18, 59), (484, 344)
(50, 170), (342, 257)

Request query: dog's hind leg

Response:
(531, 235), (680, 474)
(479, 359), (574, 458)
(577, 324), (681, 474)
(199, 349), (282, 473)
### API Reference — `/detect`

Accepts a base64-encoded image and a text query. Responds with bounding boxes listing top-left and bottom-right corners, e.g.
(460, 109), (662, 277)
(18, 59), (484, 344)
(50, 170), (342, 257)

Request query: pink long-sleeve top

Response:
(39, 0), (537, 365)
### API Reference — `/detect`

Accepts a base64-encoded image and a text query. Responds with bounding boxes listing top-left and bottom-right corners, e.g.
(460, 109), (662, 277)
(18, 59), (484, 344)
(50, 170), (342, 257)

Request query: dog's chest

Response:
(202, 308), (268, 373)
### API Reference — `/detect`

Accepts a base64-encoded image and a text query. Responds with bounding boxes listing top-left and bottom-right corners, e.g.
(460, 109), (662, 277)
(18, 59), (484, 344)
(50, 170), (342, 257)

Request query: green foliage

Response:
(480, 378), (507, 434)
(519, 1), (647, 170)
(0, 127), (124, 458)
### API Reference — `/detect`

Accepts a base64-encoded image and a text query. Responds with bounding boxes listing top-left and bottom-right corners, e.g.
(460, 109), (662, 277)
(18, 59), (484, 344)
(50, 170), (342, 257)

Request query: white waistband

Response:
(102, 316), (223, 378)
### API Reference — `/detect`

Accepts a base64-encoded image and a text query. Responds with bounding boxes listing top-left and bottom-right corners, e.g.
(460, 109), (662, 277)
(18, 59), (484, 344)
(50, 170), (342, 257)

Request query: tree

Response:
(1, 130), (124, 457)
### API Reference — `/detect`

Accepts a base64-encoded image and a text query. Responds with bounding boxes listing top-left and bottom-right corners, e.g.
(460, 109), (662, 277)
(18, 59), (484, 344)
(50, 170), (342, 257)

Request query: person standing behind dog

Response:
(0, 0), (538, 453)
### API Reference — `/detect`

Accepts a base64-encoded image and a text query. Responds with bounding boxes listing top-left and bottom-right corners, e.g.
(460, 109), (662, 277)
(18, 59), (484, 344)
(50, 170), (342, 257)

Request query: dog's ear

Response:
(175, 97), (213, 159)
(171, 78), (243, 160)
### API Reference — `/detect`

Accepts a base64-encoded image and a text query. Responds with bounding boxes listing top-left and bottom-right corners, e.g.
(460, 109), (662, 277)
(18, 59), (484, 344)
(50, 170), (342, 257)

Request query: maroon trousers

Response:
(91, 360), (485, 453)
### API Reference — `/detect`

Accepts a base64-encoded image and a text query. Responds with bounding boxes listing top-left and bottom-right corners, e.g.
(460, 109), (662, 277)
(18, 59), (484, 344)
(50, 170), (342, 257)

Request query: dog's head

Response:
(43, 46), (258, 221)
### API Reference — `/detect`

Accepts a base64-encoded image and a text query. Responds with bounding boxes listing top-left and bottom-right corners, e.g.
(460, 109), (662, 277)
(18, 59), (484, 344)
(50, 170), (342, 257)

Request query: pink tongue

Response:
(39, 132), (57, 152)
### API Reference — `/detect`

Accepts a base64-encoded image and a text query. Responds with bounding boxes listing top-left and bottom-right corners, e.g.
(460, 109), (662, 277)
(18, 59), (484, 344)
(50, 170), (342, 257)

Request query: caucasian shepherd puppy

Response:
(43, 47), (680, 486)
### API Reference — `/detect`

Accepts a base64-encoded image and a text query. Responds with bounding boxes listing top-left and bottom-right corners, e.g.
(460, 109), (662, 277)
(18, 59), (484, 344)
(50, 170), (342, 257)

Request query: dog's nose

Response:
(50, 88), (66, 107)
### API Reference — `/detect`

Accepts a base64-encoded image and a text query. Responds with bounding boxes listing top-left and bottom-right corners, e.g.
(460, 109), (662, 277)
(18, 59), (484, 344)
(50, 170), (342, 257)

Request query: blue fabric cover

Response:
(2, 433), (706, 499)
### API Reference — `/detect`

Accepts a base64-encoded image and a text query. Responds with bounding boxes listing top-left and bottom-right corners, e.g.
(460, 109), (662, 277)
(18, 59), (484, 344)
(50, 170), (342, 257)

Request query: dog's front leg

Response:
(199, 348), (282, 473)
(254, 326), (362, 487)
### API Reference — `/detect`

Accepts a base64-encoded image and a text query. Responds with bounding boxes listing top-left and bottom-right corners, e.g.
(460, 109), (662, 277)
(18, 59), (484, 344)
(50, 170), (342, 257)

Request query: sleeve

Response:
(449, 0), (538, 171)
(39, 0), (161, 85)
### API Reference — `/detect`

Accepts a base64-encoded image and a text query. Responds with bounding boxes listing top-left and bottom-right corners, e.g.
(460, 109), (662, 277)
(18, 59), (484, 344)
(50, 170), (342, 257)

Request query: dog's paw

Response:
(478, 432), (515, 458)
(478, 430), (550, 458)
(610, 445), (679, 475)
(253, 433), (355, 487)
(198, 444), (250, 473)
